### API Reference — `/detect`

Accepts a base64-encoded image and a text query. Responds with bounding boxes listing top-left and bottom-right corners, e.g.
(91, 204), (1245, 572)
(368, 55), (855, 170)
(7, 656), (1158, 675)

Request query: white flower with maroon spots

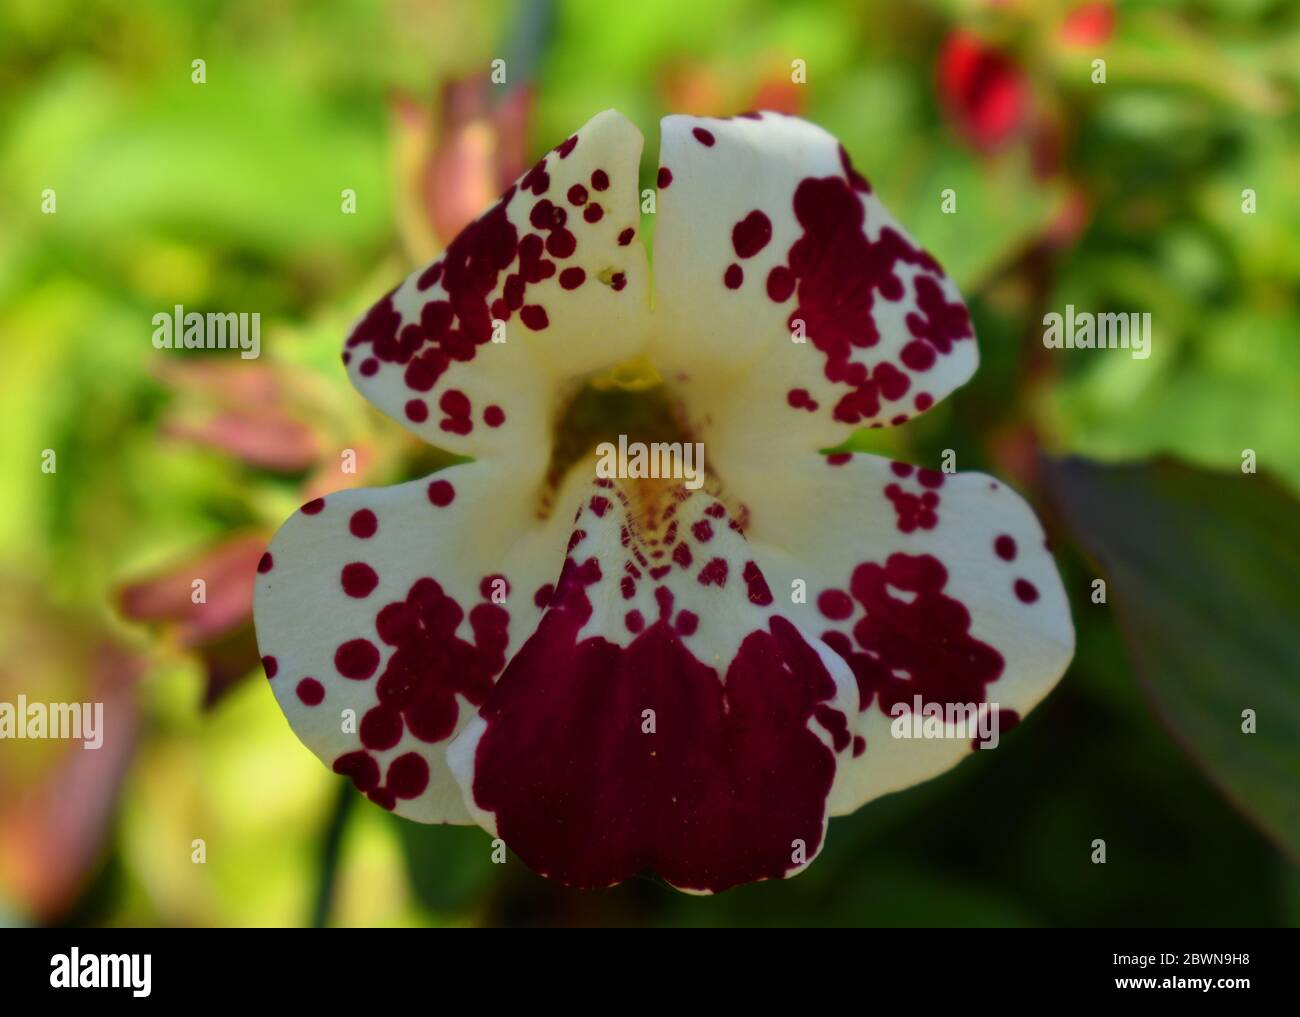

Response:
(254, 110), (1074, 893)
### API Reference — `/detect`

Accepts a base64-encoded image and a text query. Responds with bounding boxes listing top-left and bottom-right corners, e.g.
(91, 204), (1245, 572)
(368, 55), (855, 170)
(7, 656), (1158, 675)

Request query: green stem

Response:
(310, 780), (356, 928)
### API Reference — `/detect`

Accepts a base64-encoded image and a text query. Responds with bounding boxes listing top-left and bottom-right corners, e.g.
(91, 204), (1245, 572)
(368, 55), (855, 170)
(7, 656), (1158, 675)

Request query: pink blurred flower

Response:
(937, 29), (1030, 152)
(1061, 3), (1115, 47)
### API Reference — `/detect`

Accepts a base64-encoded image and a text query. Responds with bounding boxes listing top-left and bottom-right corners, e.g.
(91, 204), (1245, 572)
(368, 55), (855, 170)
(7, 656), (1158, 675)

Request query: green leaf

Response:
(394, 817), (496, 918)
(1043, 456), (1300, 862)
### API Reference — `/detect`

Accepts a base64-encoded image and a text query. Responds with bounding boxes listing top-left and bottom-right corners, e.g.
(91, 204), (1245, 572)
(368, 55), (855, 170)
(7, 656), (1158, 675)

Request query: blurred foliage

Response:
(1045, 457), (1300, 860)
(0, 0), (1296, 927)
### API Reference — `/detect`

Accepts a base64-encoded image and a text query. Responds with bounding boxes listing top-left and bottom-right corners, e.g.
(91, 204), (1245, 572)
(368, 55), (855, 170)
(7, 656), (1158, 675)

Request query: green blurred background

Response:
(1, 0), (1297, 927)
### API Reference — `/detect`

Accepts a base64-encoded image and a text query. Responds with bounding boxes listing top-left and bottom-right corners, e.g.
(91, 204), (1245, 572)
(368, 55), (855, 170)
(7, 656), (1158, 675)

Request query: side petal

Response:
(447, 472), (858, 892)
(252, 460), (577, 822)
(651, 112), (978, 466)
(343, 109), (652, 466)
(730, 452), (1074, 814)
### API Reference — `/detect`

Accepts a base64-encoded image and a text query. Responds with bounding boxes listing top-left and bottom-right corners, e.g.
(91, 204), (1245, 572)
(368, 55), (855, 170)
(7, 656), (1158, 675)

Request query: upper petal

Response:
(650, 112), (978, 466)
(343, 109), (652, 468)
(729, 452), (1074, 813)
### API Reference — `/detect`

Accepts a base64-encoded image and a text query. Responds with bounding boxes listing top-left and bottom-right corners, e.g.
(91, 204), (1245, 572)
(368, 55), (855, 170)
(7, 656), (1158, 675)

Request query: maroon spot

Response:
(583, 203), (604, 223)
(534, 583), (554, 608)
(830, 552), (1004, 715)
(742, 561), (773, 606)
(915, 392), (934, 411)
(335, 639), (380, 680)
(484, 404), (506, 427)
(618, 228), (635, 246)
(350, 509), (378, 538)
(625, 610), (644, 634)
(530, 199), (565, 229)
(480, 574), (510, 601)
(917, 469), (945, 489)
(891, 461), (914, 478)
(257, 552), (274, 574)
(994, 535), (1017, 561)
(427, 479), (455, 507)
(901, 339), (937, 371)
(439, 389), (470, 417)
(732, 210), (772, 258)
(1014, 578), (1039, 603)
(766, 265), (795, 302)
(371, 576), (509, 745)
(787, 388), (818, 411)
(610, 272), (627, 292)
(698, 557), (728, 587)
(302, 498), (325, 515)
(559, 267), (586, 290)
(691, 520), (714, 543)
(884, 481), (939, 534)
(341, 562), (379, 598)
(852, 735), (866, 757)
(296, 677), (325, 706)
(359, 358), (378, 377)
(262, 655), (278, 679)
(387, 753), (430, 798)
(521, 158), (549, 195)
(591, 169), (609, 191)
(657, 166), (673, 188)
(404, 356), (439, 392)
(546, 228), (576, 258)
(417, 262), (443, 290)
(676, 610), (699, 636)
(556, 134), (578, 159)
(818, 589), (855, 621)
(360, 705), (403, 750)
(333, 751), (380, 792)
(342, 351), (351, 365)
(405, 399), (428, 422)
(826, 453), (851, 466)
(724, 264), (743, 289)
(520, 305), (549, 330)
(590, 496), (611, 517)
(692, 126), (716, 146)
(567, 184), (588, 206)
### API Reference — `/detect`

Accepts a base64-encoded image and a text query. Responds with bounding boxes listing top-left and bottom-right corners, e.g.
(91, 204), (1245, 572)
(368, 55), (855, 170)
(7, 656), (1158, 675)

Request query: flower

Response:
(937, 30), (1029, 152)
(253, 110), (1074, 893)
(1060, 3), (1114, 48)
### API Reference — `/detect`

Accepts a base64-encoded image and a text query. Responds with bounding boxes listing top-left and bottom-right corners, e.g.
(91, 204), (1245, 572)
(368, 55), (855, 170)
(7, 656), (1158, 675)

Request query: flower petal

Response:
(253, 460), (579, 822)
(726, 452), (1074, 813)
(344, 109), (651, 465)
(651, 112), (978, 466)
(447, 473), (858, 892)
